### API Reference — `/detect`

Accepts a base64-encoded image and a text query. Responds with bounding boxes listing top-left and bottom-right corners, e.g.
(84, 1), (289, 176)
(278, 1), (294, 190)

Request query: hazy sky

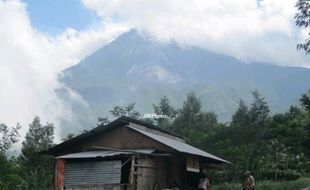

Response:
(0, 0), (308, 141)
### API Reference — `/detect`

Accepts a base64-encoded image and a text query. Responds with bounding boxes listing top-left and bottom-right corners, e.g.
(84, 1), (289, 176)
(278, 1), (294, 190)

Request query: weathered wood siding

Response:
(56, 159), (65, 190)
(135, 157), (156, 190)
(154, 157), (169, 189)
(73, 126), (173, 153)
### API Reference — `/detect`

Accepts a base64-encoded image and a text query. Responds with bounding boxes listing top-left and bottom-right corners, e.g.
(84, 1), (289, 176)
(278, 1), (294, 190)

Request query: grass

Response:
(212, 178), (310, 190)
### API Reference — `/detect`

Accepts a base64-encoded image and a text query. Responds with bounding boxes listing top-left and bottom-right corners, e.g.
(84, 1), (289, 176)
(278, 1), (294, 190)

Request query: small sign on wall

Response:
(186, 156), (200, 173)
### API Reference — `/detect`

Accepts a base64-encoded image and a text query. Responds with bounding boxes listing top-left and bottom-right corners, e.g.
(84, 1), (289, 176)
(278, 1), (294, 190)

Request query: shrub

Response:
(212, 178), (310, 190)
(262, 169), (301, 181)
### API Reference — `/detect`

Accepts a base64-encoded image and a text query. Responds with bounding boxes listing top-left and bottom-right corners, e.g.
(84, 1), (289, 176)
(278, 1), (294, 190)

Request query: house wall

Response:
(77, 126), (173, 152)
(55, 159), (64, 190)
(154, 157), (169, 189)
(132, 153), (187, 189)
(55, 154), (187, 190)
(135, 157), (156, 190)
(169, 153), (184, 187)
(64, 184), (122, 190)
(81, 127), (124, 150)
(54, 124), (201, 190)
(121, 127), (173, 151)
(55, 125), (177, 190)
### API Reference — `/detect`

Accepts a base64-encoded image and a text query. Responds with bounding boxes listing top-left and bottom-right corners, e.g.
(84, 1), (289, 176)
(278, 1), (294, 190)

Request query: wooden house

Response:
(47, 117), (229, 190)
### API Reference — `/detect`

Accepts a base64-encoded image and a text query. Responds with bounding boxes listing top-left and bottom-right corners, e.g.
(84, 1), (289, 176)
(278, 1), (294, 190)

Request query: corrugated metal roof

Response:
(56, 149), (155, 159)
(128, 126), (230, 163)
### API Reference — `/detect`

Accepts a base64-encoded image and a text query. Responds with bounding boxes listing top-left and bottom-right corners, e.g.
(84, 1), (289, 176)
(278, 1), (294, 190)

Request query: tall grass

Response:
(212, 178), (310, 190)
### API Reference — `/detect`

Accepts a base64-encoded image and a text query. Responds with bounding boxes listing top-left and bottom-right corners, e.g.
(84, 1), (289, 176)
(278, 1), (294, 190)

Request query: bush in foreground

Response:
(212, 178), (310, 190)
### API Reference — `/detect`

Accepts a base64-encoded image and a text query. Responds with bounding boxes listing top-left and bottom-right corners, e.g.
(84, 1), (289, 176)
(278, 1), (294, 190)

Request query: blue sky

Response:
(23, 0), (100, 33)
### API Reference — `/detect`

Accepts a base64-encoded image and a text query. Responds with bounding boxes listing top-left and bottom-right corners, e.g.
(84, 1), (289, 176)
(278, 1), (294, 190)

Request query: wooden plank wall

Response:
(136, 157), (156, 190)
(56, 159), (64, 190)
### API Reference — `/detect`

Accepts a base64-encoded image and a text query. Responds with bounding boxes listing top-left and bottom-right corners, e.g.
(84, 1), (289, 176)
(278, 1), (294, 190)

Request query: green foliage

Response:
(213, 91), (272, 181)
(231, 99), (250, 127)
(156, 91), (310, 183)
(61, 133), (75, 142)
(249, 90), (270, 127)
(300, 90), (310, 113)
(295, 0), (310, 54)
(80, 90), (310, 186)
(97, 103), (142, 126)
(0, 123), (21, 189)
(19, 116), (55, 190)
(262, 169), (301, 181)
(153, 96), (177, 129)
(212, 178), (310, 190)
(170, 92), (218, 147)
(260, 139), (298, 181)
(211, 182), (241, 190)
(256, 178), (310, 190)
(110, 103), (141, 119)
(0, 153), (23, 190)
(0, 123), (20, 151)
(97, 116), (110, 126)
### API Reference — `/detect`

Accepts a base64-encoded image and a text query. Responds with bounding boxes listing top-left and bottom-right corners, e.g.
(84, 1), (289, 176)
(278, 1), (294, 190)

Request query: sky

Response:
(23, 0), (100, 34)
(0, 0), (309, 142)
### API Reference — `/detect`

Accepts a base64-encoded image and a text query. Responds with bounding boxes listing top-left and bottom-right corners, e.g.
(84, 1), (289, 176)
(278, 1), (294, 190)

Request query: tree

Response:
(260, 139), (294, 181)
(19, 116), (55, 190)
(0, 123), (20, 152)
(249, 90), (270, 127)
(97, 103), (141, 126)
(0, 123), (21, 190)
(153, 96), (177, 129)
(298, 90), (310, 160)
(172, 92), (202, 135)
(0, 153), (22, 190)
(110, 103), (141, 119)
(223, 91), (271, 180)
(172, 92), (218, 147)
(231, 99), (250, 127)
(295, 0), (310, 53)
(61, 133), (75, 142)
(97, 117), (110, 126)
(300, 90), (310, 113)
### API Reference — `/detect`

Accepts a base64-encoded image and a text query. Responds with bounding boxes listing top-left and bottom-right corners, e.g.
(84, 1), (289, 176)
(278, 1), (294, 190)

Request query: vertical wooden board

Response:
(155, 157), (169, 188)
(136, 158), (156, 190)
(129, 156), (136, 190)
(56, 159), (65, 190)
(170, 154), (181, 185)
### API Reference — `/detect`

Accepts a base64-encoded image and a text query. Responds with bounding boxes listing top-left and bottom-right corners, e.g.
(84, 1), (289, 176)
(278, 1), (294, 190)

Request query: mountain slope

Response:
(60, 30), (310, 129)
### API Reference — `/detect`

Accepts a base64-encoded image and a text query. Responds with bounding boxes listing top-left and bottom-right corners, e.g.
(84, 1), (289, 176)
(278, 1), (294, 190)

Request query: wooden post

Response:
(129, 155), (136, 190)
(55, 159), (65, 190)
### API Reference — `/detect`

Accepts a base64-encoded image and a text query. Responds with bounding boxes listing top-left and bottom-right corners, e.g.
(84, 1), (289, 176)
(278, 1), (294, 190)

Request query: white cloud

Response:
(0, 0), (127, 142)
(1, 0), (309, 145)
(82, 0), (309, 67)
